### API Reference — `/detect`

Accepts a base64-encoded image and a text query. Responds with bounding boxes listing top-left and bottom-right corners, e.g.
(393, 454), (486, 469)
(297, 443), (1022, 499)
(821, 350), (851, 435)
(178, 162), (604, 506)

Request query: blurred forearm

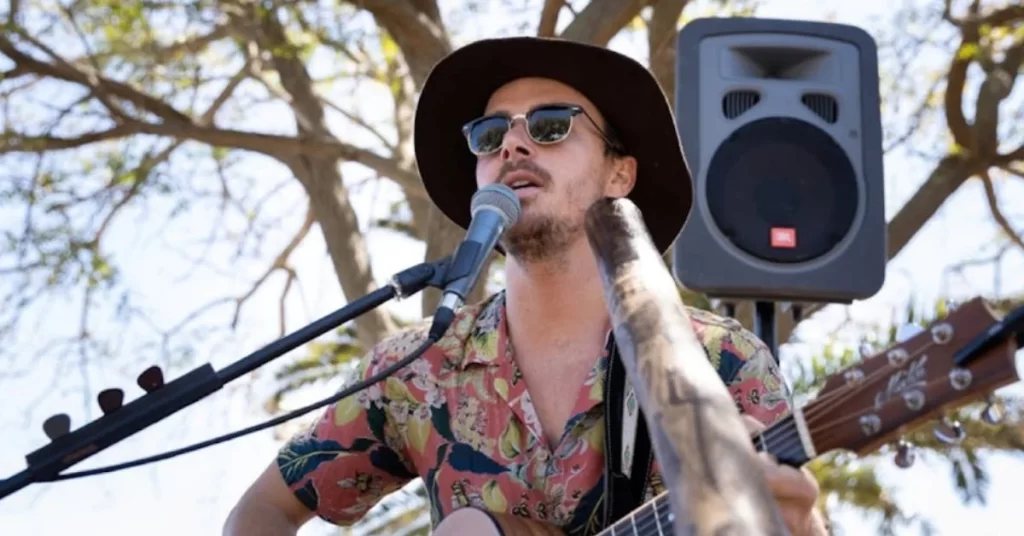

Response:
(222, 500), (300, 536)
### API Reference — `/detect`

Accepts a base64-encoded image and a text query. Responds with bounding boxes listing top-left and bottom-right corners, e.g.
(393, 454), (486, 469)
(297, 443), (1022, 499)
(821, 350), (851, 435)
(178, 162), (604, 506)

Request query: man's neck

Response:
(503, 238), (611, 359)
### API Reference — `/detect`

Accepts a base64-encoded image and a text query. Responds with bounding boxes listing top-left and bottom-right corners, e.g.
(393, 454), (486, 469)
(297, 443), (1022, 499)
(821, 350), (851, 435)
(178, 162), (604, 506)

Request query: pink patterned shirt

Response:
(277, 291), (791, 534)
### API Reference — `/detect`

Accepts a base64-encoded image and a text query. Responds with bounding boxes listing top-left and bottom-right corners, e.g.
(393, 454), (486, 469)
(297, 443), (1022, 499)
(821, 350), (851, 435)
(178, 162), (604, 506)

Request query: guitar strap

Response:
(601, 333), (654, 530)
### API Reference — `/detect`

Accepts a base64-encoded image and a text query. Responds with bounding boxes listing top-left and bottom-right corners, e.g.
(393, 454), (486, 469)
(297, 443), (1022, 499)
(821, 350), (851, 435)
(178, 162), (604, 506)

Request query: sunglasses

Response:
(461, 103), (622, 156)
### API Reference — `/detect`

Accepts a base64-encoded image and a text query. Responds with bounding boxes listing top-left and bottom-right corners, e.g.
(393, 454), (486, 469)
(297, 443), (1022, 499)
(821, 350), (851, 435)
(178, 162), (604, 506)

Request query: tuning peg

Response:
(982, 395), (1004, 425)
(42, 413), (71, 441)
(858, 342), (874, 358)
(933, 416), (966, 445)
(894, 438), (916, 468)
(895, 322), (925, 343)
(137, 365), (165, 393)
(98, 388), (124, 415)
(942, 299), (960, 313)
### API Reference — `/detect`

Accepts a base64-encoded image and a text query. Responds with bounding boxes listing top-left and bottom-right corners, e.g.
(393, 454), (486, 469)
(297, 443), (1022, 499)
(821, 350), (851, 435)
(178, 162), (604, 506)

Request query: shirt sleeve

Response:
(688, 308), (793, 427)
(275, 341), (419, 526)
(716, 322), (793, 427)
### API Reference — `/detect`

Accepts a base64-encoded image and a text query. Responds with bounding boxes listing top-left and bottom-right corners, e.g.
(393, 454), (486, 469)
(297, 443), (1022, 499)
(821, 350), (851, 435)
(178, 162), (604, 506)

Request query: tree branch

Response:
(972, 37), (1024, 157)
(997, 164), (1024, 179)
(559, 0), (649, 45)
(944, 39), (976, 153)
(231, 205), (314, 332)
(127, 120), (420, 188)
(979, 169), (1024, 252)
(891, 155), (977, 258)
(132, 25), (232, 64)
(647, 0), (686, 105)
(236, 2), (398, 347)
(0, 125), (137, 154)
(538, 0), (565, 37)
(353, 0), (451, 87)
(0, 34), (192, 124)
(943, 0), (1024, 28)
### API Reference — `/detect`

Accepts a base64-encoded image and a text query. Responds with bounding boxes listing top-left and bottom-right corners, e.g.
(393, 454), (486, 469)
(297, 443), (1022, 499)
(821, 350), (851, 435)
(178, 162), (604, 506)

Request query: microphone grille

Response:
(471, 184), (522, 226)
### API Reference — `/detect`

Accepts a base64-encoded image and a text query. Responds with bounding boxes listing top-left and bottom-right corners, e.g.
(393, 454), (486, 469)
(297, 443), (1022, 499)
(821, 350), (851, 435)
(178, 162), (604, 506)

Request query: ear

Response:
(604, 155), (638, 198)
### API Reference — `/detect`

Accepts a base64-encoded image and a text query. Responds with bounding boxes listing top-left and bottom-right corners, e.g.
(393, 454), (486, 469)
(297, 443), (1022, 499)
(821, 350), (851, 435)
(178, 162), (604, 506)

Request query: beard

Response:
(500, 211), (583, 263)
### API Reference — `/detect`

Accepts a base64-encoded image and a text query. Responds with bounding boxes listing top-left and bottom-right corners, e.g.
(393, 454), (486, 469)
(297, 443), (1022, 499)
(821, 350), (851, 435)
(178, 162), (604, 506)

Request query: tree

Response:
(1, 0), (1023, 534)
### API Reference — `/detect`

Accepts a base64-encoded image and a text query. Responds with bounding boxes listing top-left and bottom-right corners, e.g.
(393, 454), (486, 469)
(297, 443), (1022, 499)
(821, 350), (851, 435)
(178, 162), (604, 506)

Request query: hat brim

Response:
(414, 37), (692, 254)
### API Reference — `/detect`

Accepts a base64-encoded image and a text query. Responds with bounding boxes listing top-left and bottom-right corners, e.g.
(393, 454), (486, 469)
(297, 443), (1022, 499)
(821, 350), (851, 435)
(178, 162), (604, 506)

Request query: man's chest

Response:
(516, 356), (602, 447)
(404, 360), (612, 531)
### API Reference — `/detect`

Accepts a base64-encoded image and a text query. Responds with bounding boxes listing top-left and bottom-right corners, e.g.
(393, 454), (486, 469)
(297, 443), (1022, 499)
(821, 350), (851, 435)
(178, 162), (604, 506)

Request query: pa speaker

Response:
(672, 17), (886, 304)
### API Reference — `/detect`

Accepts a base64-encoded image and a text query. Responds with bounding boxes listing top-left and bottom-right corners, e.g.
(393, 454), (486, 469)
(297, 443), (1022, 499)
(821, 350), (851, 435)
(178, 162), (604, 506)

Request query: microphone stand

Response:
(0, 257), (452, 502)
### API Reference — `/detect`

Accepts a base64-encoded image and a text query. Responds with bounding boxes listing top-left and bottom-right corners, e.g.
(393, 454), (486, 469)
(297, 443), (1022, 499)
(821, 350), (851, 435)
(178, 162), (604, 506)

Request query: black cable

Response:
(41, 334), (441, 481)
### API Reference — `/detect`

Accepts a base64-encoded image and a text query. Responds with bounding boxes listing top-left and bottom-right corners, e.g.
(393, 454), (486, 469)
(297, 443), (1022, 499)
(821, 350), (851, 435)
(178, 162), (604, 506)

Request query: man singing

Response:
(224, 37), (827, 536)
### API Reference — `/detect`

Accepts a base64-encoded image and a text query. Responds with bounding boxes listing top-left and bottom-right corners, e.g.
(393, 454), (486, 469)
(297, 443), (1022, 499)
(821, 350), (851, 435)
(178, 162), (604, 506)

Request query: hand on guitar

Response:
(743, 416), (829, 536)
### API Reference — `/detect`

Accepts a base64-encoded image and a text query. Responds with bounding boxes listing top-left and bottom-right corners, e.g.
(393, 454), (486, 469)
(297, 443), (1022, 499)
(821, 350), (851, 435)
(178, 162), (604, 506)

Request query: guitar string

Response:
(801, 374), (958, 438)
(607, 338), (940, 535)
(626, 364), (954, 536)
(803, 339), (935, 428)
(609, 423), (806, 536)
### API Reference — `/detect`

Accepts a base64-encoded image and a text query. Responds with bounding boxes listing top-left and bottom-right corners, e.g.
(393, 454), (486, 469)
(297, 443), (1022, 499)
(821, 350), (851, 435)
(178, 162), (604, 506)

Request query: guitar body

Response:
(433, 507), (566, 535)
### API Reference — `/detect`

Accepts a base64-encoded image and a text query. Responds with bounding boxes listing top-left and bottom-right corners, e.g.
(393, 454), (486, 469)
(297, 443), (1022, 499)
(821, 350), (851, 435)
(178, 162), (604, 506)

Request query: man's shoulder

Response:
(684, 305), (774, 367)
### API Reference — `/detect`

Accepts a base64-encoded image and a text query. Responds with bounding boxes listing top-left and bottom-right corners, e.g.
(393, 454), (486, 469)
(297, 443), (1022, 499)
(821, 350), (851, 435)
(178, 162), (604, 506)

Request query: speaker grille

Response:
(802, 93), (838, 123)
(705, 117), (858, 264)
(722, 90), (760, 119)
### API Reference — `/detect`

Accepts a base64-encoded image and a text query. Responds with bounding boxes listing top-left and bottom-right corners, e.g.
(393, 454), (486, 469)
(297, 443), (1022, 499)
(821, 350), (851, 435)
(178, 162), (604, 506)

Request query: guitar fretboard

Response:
(600, 413), (811, 536)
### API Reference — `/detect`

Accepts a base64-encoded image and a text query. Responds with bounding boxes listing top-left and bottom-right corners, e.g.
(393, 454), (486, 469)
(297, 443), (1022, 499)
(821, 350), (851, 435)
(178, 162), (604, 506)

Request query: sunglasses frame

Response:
(461, 102), (621, 156)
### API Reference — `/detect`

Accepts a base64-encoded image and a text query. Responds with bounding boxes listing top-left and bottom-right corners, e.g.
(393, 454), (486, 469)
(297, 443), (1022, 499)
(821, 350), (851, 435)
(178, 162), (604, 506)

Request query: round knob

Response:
(98, 388), (125, 414)
(137, 365), (165, 393)
(894, 440), (915, 469)
(43, 413), (71, 441)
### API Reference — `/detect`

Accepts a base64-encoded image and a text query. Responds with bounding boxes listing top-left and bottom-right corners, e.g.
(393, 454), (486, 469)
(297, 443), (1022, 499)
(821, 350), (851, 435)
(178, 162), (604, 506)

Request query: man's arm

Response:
(223, 341), (419, 535)
(710, 314), (828, 536)
(223, 461), (315, 535)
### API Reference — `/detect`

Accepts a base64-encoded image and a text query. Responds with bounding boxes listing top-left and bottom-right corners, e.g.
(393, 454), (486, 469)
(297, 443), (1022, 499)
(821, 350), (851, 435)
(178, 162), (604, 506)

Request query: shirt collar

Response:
(453, 290), (507, 370)
(453, 291), (617, 371)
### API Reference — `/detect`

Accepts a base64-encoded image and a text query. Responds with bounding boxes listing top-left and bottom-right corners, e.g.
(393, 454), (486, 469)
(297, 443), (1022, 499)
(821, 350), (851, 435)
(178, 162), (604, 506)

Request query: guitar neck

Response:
(598, 409), (815, 536)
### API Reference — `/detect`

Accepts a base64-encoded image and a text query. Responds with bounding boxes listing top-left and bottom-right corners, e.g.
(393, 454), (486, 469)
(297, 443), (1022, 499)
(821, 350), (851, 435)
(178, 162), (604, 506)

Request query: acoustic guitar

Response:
(433, 297), (1022, 535)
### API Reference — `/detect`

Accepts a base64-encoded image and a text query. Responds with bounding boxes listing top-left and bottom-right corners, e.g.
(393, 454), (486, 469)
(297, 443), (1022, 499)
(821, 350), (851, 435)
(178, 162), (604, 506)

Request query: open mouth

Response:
(504, 177), (543, 192)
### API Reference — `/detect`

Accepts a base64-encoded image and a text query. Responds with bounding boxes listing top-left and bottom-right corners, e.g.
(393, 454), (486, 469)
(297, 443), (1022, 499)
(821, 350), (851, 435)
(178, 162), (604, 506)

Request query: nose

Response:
(500, 121), (533, 161)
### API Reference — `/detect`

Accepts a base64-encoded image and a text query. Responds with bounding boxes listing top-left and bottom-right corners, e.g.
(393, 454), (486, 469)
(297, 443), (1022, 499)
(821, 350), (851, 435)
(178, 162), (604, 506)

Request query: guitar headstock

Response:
(808, 297), (1020, 459)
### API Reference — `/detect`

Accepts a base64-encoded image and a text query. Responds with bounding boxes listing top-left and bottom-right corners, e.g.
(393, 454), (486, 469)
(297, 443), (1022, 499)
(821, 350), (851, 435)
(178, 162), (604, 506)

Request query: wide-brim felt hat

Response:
(413, 36), (692, 254)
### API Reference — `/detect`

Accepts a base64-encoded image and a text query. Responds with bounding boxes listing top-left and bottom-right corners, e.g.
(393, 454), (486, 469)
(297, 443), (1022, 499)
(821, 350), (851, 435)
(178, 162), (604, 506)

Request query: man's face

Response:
(472, 77), (636, 263)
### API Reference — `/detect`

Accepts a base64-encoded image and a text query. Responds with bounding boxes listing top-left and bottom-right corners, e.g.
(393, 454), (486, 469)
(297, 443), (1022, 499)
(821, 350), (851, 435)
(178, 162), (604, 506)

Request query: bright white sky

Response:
(1, 0), (1024, 535)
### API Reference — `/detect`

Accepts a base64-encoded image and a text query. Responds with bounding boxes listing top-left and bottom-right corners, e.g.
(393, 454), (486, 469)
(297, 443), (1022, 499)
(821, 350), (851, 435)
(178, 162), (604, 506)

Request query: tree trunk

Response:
(245, 7), (399, 349)
(288, 158), (398, 348)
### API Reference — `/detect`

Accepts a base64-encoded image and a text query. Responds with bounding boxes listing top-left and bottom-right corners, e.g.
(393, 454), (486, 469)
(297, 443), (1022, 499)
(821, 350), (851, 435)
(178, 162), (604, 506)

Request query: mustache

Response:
(497, 160), (552, 186)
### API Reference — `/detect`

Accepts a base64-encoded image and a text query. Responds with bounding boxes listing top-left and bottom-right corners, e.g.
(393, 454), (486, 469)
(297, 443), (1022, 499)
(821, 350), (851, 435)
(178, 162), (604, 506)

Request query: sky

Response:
(1, 0), (1023, 535)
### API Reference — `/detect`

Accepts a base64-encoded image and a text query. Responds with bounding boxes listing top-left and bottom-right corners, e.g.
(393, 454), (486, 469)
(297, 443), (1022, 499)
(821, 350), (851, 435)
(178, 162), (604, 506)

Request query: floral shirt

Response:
(277, 291), (791, 535)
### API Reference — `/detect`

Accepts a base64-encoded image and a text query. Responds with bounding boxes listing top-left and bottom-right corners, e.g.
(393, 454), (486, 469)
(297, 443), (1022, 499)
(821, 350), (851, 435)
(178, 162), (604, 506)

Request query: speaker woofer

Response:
(705, 117), (858, 264)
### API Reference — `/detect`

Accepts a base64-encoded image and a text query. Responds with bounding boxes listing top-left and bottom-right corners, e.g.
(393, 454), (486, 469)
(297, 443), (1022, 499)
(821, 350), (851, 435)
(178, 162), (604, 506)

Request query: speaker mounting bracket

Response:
(754, 301), (778, 365)
(720, 300), (805, 365)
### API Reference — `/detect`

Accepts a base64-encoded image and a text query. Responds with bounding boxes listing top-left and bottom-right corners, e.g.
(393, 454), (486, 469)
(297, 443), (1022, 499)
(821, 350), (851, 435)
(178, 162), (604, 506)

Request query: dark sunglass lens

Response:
(467, 116), (509, 154)
(528, 107), (574, 143)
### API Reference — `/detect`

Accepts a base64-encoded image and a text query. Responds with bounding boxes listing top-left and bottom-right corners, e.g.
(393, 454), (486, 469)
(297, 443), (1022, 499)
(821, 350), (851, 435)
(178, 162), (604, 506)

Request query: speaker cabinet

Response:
(672, 17), (886, 303)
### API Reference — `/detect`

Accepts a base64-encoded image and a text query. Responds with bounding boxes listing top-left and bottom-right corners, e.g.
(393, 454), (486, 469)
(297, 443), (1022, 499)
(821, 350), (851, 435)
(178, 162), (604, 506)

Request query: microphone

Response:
(428, 184), (521, 340)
